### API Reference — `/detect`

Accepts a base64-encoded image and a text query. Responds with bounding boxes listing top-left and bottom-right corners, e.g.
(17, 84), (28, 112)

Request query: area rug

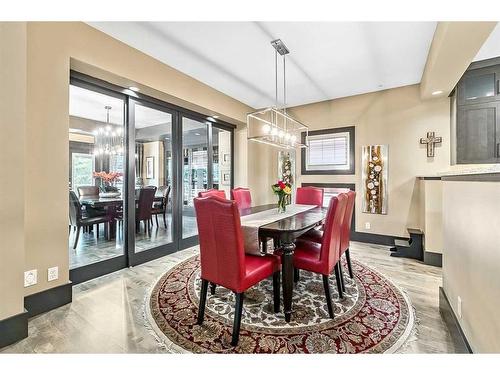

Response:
(145, 255), (415, 353)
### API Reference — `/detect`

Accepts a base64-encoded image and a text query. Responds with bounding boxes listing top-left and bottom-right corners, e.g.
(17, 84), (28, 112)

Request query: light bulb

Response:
(290, 135), (297, 144)
(285, 133), (291, 140)
(271, 127), (278, 136)
(262, 124), (271, 134)
(278, 130), (284, 138)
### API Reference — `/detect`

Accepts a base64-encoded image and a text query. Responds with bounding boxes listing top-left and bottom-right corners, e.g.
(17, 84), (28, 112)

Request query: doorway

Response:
(68, 72), (234, 283)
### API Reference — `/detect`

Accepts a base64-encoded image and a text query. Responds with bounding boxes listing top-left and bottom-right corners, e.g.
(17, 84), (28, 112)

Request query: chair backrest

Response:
(198, 189), (226, 199)
(136, 187), (156, 220)
(77, 185), (99, 197)
(162, 185), (171, 209)
(230, 187), (252, 209)
(296, 186), (324, 206)
(319, 193), (348, 275)
(339, 191), (356, 255)
(69, 190), (83, 225)
(194, 196), (246, 291)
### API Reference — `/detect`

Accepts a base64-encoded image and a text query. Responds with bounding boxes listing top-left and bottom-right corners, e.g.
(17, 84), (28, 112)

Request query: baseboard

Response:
(351, 231), (406, 247)
(439, 287), (473, 353)
(424, 251), (443, 267)
(0, 309), (28, 348)
(24, 282), (73, 318)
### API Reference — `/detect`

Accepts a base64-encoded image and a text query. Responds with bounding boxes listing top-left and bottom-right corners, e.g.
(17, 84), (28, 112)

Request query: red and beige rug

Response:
(145, 255), (415, 353)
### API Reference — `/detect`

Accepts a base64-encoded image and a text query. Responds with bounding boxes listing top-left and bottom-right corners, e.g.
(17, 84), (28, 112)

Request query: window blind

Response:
(307, 133), (349, 168)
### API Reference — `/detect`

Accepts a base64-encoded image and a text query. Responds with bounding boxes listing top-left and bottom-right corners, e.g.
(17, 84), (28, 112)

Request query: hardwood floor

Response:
(1, 242), (458, 353)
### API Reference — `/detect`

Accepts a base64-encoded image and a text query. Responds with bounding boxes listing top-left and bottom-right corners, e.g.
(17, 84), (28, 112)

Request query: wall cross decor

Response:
(420, 131), (442, 157)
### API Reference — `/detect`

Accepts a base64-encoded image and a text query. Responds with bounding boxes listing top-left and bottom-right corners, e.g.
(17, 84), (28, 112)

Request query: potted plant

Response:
(93, 171), (123, 197)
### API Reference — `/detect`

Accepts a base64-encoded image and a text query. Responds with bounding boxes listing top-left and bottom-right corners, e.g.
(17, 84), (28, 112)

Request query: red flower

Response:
(278, 180), (286, 189)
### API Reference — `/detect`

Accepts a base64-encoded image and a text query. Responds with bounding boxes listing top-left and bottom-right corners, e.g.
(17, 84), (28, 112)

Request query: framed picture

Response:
(361, 145), (388, 214)
(146, 156), (154, 179)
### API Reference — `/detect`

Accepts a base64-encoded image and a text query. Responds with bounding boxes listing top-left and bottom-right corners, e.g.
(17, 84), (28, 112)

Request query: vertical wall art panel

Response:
(362, 145), (388, 214)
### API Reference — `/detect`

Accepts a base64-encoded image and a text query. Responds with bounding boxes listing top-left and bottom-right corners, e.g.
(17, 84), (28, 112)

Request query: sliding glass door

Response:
(69, 72), (234, 283)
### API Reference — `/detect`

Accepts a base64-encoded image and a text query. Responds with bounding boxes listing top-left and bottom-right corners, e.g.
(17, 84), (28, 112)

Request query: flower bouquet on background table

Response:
(93, 171), (123, 196)
(272, 180), (292, 213)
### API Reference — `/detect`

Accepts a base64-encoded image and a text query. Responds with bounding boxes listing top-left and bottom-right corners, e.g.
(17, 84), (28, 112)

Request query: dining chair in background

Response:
(292, 193), (348, 318)
(69, 191), (112, 249)
(198, 189), (226, 199)
(194, 195), (281, 346)
(230, 187), (252, 209)
(295, 186), (324, 206)
(152, 185), (171, 228)
(77, 185), (99, 197)
(136, 187), (156, 235)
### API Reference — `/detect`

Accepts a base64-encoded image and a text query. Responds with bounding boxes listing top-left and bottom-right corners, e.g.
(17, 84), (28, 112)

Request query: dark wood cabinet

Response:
(456, 102), (500, 164)
(455, 60), (500, 164)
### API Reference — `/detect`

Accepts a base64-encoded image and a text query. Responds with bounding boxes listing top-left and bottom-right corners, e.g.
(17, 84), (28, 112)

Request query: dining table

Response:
(239, 204), (328, 323)
(79, 192), (164, 239)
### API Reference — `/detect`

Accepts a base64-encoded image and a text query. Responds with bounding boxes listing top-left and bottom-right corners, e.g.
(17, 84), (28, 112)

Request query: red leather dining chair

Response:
(297, 191), (356, 295)
(194, 195), (281, 346)
(292, 193), (348, 318)
(198, 189), (226, 199)
(295, 186), (324, 206)
(230, 187), (252, 209)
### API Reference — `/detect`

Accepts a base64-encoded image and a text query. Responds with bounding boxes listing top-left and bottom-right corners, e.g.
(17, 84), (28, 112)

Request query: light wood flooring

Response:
(2, 242), (457, 353)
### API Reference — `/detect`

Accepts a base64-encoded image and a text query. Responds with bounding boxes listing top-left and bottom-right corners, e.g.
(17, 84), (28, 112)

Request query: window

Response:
(71, 153), (94, 190)
(301, 126), (355, 175)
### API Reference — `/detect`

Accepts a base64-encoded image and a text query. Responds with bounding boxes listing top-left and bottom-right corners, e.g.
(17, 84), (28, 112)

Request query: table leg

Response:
(281, 241), (295, 323)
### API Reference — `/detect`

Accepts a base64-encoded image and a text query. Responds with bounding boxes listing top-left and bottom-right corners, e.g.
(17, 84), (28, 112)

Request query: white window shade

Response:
(306, 132), (350, 170)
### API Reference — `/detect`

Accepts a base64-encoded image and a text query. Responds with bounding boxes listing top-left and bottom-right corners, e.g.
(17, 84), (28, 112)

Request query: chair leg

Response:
(231, 293), (244, 346)
(73, 226), (81, 250)
(210, 282), (216, 295)
(294, 268), (300, 283)
(345, 249), (354, 279)
(96, 224), (99, 239)
(155, 214), (159, 227)
(322, 275), (335, 319)
(273, 271), (280, 313)
(143, 220), (147, 234)
(163, 212), (167, 228)
(338, 262), (346, 293)
(197, 279), (209, 325)
(334, 263), (344, 299)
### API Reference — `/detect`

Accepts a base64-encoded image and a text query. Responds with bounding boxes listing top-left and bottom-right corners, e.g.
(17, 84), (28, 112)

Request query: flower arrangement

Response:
(93, 171), (123, 192)
(272, 180), (292, 213)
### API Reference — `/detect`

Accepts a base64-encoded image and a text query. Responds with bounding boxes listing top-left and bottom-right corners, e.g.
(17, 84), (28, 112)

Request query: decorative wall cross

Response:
(420, 131), (442, 157)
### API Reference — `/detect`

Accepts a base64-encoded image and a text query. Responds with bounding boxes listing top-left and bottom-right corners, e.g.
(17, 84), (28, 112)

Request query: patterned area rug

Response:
(146, 255), (415, 353)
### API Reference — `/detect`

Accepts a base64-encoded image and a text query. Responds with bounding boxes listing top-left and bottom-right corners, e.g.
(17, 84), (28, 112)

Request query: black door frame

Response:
(69, 71), (235, 282)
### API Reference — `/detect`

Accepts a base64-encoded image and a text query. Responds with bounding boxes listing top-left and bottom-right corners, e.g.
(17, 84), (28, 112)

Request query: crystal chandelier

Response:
(247, 39), (308, 149)
(93, 105), (124, 156)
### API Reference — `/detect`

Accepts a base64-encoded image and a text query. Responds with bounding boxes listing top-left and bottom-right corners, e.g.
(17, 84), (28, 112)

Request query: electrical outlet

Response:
(24, 269), (37, 287)
(48, 266), (59, 282)
(365, 222), (371, 230)
(457, 296), (462, 318)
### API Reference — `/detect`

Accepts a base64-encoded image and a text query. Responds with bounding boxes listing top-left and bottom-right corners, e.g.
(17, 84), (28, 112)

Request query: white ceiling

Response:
(88, 22), (437, 109)
(474, 23), (500, 61)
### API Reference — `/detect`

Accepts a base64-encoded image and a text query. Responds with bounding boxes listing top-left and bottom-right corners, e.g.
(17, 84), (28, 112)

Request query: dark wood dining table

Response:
(240, 204), (328, 323)
(79, 193), (164, 239)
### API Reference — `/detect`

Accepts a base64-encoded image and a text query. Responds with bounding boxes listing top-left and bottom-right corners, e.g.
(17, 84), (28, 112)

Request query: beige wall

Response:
(142, 141), (163, 187)
(0, 22), (27, 320)
(442, 180), (500, 352)
(287, 84), (451, 237)
(420, 179), (443, 254)
(17, 21), (253, 299)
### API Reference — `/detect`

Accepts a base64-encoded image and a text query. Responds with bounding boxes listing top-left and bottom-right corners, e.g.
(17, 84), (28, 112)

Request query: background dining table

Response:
(240, 204), (328, 323)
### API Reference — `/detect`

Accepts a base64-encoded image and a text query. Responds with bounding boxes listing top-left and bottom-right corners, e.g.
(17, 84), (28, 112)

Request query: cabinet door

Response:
(456, 102), (500, 164)
(457, 66), (498, 106)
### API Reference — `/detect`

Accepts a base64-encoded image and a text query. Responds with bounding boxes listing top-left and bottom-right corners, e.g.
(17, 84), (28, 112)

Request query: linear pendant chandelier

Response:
(247, 39), (309, 149)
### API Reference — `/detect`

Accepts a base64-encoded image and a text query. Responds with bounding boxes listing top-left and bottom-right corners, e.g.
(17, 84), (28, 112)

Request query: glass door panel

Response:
(182, 117), (209, 239)
(212, 126), (232, 198)
(68, 84), (125, 270)
(133, 103), (174, 253)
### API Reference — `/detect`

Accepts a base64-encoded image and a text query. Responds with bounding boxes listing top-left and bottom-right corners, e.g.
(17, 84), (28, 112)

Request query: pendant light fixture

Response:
(247, 39), (309, 149)
(93, 106), (124, 156)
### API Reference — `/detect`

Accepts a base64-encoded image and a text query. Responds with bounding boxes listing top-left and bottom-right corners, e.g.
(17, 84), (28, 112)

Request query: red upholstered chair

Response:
(198, 189), (226, 199)
(194, 196), (281, 346)
(293, 194), (348, 318)
(230, 187), (252, 209)
(295, 186), (324, 207)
